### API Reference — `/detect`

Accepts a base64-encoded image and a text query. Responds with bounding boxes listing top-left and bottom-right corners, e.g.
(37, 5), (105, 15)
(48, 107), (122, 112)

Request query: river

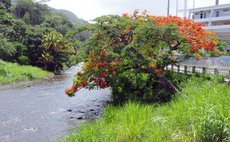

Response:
(0, 65), (111, 142)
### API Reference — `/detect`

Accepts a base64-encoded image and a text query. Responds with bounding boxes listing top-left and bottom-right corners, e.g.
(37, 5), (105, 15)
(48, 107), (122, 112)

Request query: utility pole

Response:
(216, 0), (219, 5)
(167, 0), (170, 16)
(184, 0), (187, 18)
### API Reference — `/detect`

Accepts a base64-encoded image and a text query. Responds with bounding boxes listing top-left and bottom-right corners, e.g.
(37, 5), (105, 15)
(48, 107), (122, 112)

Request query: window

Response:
(223, 9), (229, 12)
(216, 11), (219, 17)
(204, 12), (206, 18)
(200, 11), (203, 19)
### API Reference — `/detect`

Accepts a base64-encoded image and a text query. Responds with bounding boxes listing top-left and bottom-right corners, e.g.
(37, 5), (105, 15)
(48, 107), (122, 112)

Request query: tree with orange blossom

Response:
(65, 10), (225, 103)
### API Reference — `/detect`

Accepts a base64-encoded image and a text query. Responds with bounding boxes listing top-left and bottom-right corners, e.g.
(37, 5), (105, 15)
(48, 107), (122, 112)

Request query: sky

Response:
(46, 0), (230, 21)
(46, 0), (168, 21)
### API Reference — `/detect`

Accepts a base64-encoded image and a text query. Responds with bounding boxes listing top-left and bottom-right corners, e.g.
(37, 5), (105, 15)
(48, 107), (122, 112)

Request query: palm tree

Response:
(41, 31), (75, 72)
(42, 31), (64, 52)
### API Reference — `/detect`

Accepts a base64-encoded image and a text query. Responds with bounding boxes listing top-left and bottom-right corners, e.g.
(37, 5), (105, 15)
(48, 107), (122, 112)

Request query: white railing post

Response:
(209, 9), (214, 26)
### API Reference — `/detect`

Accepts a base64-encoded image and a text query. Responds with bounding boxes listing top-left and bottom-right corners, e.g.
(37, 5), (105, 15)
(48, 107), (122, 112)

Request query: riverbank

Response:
(0, 60), (53, 86)
(61, 77), (230, 142)
(0, 65), (111, 142)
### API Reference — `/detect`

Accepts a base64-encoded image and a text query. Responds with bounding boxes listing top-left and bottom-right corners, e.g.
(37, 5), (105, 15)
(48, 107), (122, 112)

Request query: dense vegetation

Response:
(0, 59), (52, 85)
(61, 75), (230, 142)
(0, 0), (87, 73)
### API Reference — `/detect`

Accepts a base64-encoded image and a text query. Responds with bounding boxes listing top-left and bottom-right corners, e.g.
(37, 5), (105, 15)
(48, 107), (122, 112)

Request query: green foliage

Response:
(22, 11), (30, 24)
(17, 55), (29, 65)
(50, 9), (87, 26)
(61, 77), (230, 142)
(13, 0), (48, 25)
(41, 31), (75, 72)
(0, 0), (11, 12)
(111, 70), (168, 104)
(42, 13), (74, 35)
(0, 34), (16, 61)
(200, 110), (229, 142)
(0, 60), (52, 85)
(0, 1), (86, 73)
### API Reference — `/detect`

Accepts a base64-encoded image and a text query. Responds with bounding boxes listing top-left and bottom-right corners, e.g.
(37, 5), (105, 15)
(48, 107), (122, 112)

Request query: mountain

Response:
(49, 8), (88, 26)
(11, 0), (87, 26)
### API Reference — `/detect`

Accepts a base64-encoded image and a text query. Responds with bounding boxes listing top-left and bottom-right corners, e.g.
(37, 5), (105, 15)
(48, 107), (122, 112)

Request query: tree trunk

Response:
(157, 76), (180, 94)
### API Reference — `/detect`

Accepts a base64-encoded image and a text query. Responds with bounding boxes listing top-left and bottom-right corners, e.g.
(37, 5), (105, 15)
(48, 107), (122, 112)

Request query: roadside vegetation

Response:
(0, 60), (52, 85)
(61, 76), (230, 142)
(63, 10), (229, 142)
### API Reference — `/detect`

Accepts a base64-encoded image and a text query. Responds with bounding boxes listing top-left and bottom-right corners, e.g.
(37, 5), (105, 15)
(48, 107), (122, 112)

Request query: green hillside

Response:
(50, 8), (88, 26)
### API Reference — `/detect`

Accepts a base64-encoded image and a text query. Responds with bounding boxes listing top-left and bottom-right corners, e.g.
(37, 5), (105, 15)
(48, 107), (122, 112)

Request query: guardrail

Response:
(166, 64), (230, 82)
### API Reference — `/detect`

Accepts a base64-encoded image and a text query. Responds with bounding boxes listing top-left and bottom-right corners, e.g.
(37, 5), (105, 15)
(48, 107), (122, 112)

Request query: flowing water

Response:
(0, 65), (111, 142)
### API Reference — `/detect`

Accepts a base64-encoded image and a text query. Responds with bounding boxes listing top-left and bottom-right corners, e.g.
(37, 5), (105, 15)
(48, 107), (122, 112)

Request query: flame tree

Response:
(65, 11), (224, 103)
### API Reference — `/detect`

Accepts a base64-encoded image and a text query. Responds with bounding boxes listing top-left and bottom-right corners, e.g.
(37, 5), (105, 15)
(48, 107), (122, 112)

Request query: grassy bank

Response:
(61, 77), (230, 142)
(0, 60), (53, 85)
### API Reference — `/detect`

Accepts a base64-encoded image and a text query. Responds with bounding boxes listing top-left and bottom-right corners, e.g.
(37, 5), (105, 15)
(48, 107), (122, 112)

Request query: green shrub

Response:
(18, 55), (29, 65)
(0, 34), (16, 61)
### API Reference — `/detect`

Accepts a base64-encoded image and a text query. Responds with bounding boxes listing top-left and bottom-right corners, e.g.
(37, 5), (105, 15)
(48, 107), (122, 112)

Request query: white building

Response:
(175, 0), (230, 52)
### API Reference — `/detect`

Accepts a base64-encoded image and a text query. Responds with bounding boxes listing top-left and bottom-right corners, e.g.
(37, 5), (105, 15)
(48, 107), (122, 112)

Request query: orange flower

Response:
(71, 85), (77, 92)
(82, 79), (88, 87)
(154, 68), (163, 76)
(196, 56), (201, 61)
(99, 49), (106, 56)
(149, 62), (156, 68)
(99, 81), (107, 89)
(89, 52), (94, 57)
(97, 62), (107, 67)
(101, 71), (107, 78)
(133, 10), (138, 17)
(65, 88), (71, 95)
(122, 12), (128, 17)
(113, 60), (120, 66)
(126, 25), (131, 31)
(77, 71), (83, 76)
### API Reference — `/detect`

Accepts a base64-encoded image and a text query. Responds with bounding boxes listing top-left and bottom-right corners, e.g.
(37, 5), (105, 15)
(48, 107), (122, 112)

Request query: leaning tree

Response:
(65, 11), (225, 103)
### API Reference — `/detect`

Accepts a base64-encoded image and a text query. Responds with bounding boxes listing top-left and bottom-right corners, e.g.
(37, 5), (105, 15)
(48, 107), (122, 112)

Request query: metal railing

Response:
(166, 64), (230, 81)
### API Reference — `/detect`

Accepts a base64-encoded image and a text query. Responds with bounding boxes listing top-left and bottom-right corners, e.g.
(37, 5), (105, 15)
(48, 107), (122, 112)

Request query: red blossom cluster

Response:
(121, 12), (218, 60)
(65, 53), (121, 96)
(152, 16), (217, 54)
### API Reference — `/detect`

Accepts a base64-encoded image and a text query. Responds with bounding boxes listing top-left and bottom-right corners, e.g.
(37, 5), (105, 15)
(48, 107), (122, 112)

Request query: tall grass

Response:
(0, 60), (53, 85)
(61, 77), (230, 142)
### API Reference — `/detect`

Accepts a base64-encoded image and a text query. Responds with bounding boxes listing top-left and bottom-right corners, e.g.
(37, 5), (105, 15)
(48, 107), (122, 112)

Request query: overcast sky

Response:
(46, 0), (230, 21)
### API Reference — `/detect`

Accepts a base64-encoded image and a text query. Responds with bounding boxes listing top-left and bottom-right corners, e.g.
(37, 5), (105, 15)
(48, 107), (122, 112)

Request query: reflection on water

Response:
(0, 65), (111, 142)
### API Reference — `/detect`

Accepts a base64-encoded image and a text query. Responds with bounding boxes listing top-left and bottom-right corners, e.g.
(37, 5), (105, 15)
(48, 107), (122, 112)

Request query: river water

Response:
(0, 65), (111, 142)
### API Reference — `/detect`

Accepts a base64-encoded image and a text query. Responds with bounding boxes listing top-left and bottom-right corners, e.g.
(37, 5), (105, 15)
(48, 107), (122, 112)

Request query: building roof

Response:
(188, 3), (230, 12)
